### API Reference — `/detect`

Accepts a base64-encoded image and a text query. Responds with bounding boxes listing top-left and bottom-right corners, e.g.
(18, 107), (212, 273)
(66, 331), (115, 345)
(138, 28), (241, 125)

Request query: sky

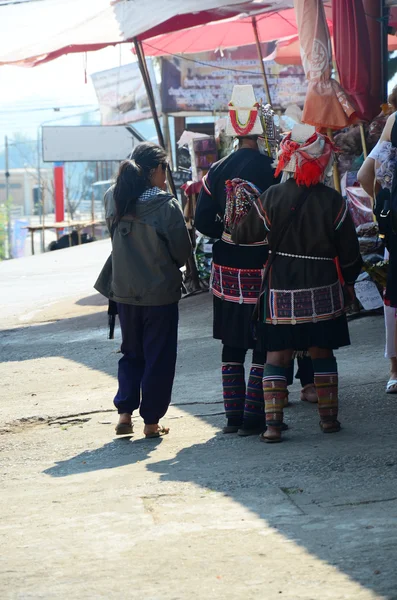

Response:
(0, 44), (135, 144)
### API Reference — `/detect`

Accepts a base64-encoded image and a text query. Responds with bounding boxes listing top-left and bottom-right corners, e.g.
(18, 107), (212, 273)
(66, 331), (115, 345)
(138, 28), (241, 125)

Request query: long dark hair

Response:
(113, 142), (167, 220)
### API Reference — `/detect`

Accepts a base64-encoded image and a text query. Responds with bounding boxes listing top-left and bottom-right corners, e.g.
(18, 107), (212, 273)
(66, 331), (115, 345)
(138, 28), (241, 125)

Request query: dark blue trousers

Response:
(114, 302), (179, 424)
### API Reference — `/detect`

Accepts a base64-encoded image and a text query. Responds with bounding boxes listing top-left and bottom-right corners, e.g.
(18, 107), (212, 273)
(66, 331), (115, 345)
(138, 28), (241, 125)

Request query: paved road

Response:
(0, 242), (396, 599)
(0, 239), (111, 326)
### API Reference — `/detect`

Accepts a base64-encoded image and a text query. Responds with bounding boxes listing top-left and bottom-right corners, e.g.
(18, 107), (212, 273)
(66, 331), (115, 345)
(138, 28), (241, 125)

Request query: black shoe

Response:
(237, 426), (265, 437)
(222, 425), (240, 434)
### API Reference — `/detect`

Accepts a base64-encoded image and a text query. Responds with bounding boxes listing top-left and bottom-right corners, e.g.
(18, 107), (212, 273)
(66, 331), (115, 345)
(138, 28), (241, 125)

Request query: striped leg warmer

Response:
(222, 363), (245, 426)
(263, 364), (288, 431)
(242, 364), (265, 430)
(312, 358), (339, 425)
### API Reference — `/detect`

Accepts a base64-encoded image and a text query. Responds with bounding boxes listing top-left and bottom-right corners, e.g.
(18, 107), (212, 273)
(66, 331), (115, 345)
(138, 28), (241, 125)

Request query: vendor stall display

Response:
(189, 137), (218, 182)
(195, 234), (216, 282)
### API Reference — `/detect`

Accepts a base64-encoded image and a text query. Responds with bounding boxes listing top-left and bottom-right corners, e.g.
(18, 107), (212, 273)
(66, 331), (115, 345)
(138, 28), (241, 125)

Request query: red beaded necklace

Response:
(228, 101), (259, 136)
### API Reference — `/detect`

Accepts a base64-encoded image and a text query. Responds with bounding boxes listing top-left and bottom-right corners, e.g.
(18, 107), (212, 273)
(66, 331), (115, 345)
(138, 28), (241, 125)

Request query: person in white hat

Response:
(195, 86), (315, 436)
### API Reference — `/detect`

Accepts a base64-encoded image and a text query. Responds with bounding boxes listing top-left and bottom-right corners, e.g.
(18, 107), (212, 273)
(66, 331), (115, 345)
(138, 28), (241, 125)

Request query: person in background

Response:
(195, 86), (315, 437)
(234, 128), (362, 443)
(95, 142), (191, 437)
(358, 88), (397, 394)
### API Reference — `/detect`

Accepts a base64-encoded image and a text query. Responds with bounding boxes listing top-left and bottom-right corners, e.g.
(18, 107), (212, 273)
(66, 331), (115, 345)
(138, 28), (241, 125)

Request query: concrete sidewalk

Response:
(0, 243), (396, 599)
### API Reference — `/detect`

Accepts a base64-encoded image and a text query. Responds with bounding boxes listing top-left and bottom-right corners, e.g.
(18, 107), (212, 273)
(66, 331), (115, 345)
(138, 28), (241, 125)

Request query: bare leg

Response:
(384, 305), (397, 391)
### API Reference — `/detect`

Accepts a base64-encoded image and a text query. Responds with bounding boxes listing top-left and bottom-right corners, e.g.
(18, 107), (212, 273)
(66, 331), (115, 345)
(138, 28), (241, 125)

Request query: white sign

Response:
(354, 280), (384, 311)
(42, 126), (144, 162)
(91, 61), (161, 125)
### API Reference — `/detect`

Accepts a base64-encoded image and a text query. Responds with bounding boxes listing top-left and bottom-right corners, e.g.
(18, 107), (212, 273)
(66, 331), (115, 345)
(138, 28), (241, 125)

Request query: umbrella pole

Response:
(359, 123), (368, 159)
(251, 17), (272, 105)
(133, 38), (177, 197)
(327, 128), (342, 193)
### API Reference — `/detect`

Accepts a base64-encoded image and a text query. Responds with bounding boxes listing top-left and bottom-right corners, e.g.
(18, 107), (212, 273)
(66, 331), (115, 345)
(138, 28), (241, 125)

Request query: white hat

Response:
(226, 85), (263, 137)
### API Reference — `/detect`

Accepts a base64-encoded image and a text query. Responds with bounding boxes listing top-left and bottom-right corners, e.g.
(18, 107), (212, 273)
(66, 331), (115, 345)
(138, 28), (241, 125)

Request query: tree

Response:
(64, 162), (98, 220)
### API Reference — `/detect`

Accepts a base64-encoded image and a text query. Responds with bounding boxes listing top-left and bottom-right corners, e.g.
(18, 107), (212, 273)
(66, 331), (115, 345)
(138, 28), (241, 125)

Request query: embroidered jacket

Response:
(195, 149), (276, 304)
(233, 179), (363, 324)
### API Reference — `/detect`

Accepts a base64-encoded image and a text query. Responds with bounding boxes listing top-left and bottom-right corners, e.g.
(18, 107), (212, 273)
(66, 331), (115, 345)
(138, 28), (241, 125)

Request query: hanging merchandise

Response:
(195, 234), (215, 281)
(188, 137), (218, 182)
(258, 103), (280, 160)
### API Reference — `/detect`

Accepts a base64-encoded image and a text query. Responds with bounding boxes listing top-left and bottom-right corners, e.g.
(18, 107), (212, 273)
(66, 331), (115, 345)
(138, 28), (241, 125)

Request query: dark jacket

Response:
(233, 179), (363, 324)
(94, 186), (191, 306)
(234, 179), (362, 287)
(194, 148), (276, 270)
(195, 148), (276, 240)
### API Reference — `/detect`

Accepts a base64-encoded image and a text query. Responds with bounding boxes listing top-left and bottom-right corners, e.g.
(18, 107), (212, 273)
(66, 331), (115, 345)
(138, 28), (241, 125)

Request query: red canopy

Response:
(333, 0), (379, 122)
(0, 0), (300, 68)
(140, 8), (332, 57)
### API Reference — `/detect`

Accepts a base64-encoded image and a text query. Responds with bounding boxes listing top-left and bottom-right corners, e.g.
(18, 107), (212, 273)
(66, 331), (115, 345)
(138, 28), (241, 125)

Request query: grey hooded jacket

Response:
(94, 186), (192, 306)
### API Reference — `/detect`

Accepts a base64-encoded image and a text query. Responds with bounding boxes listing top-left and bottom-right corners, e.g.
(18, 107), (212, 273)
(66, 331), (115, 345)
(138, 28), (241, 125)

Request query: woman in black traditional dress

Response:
(235, 128), (362, 443)
(195, 87), (316, 437)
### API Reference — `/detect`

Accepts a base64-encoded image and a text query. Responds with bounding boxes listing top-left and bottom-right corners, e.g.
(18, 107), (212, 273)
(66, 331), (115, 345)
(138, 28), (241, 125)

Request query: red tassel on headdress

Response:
(295, 160), (323, 187)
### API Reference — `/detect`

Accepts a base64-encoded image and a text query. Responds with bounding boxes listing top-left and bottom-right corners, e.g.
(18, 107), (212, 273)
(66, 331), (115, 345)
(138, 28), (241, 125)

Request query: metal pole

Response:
(381, 0), (389, 104)
(327, 128), (341, 193)
(37, 128), (44, 252)
(91, 190), (95, 240)
(133, 38), (177, 197)
(42, 185), (46, 252)
(359, 123), (368, 160)
(5, 135), (12, 259)
(163, 113), (174, 170)
(252, 17), (272, 106)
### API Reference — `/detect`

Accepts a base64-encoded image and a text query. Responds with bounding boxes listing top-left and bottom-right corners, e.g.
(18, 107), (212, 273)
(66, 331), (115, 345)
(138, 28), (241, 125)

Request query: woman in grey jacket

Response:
(95, 142), (191, 437)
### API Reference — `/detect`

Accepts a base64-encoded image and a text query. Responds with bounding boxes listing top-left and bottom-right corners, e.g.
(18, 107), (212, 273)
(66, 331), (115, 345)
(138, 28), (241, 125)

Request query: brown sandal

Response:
(259, 430), (282, 444)
(115, 423), (133, 435)
(145, 425), (170, 439)
(319, 420), (341, 433)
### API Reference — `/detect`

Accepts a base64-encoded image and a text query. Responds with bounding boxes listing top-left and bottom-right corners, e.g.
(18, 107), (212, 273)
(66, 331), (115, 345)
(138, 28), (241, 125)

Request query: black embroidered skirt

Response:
(213, 296), (259, 349)
(256, 314), (351, 353)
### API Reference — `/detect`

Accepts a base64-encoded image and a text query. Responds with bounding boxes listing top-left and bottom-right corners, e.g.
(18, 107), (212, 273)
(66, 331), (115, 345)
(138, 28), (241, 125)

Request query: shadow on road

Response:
(2, 292), (397, 598)
(75, 294), (108, 307)
(44, 435), (164, 477)
(144, 420), (397, 600)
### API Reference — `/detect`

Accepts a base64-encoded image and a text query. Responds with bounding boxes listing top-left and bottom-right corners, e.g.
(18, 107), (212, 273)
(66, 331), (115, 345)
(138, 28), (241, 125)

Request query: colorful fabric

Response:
(211, 263), (264, 305)
(312, 358), (339, 425)
(224, 178), (262, 233)
(294, 0), (356, 131)
(275, 132), (335, 187)
(263, 364), (288, 429)
(374, 141), (397, 191)
(222, 363), (245, 426)
(243, 364), (265, 429)
(267, 280), (344, 325)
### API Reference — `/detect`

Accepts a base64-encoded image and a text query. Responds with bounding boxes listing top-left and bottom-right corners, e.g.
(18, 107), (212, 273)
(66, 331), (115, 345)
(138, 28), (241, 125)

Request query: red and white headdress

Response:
(275, 126), (336, 187)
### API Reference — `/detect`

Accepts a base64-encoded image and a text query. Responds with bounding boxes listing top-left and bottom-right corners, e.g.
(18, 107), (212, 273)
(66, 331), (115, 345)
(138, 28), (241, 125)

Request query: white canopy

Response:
(0, 0), (297, 67)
